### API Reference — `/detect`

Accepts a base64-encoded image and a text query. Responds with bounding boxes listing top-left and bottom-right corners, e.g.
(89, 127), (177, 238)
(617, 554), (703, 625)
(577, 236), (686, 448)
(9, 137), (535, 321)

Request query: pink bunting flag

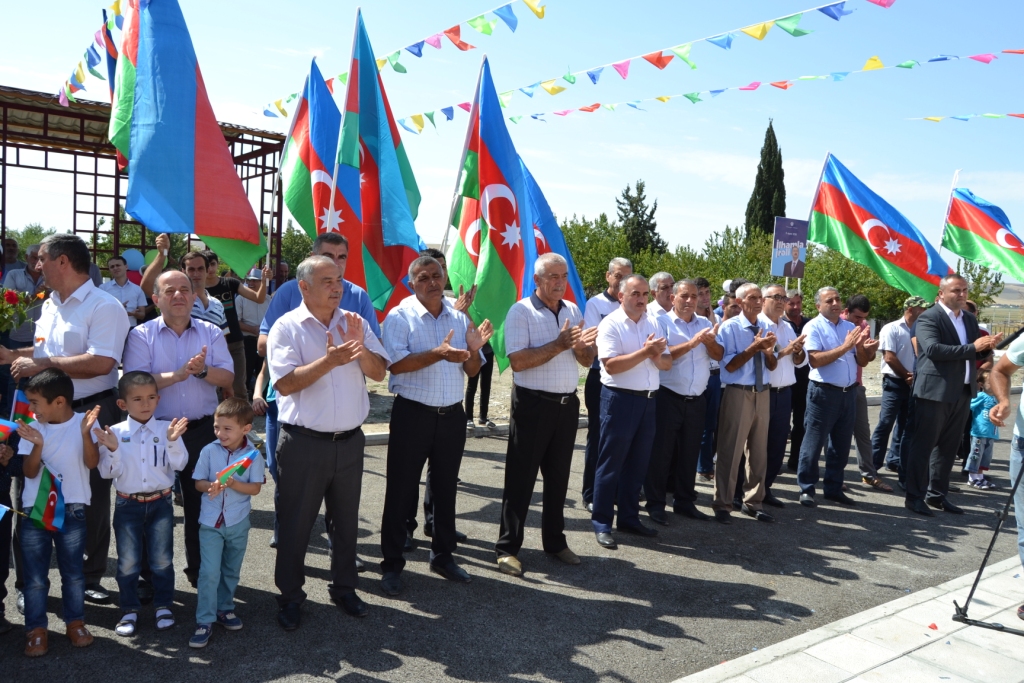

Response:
(865, 0), (896, 6)
(969, 53), (997, 64)
(770, 81), (792, 90)
(58, 86), (69, 107)
(578, 103), (601, 112)
(424, 33), (443, 49)
(457, 102), (472, 112)
(739, 82), (761, 91)
(612, 60), (631, 79)
(554, 110), (573, 116)
(641, 51), (674, 70)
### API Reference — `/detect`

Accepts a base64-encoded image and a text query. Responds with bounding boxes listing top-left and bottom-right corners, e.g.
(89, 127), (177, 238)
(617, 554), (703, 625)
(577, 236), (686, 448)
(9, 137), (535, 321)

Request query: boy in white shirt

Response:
(94, 371), (189, 636)
(16, 368), (101, 657)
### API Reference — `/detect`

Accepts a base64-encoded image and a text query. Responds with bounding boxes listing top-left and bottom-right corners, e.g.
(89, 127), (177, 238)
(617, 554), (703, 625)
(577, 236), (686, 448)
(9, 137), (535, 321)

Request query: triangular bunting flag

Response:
(739, 82), (761, 91)
(1002, 49), (1024, 54)
(541, 79), (566, 95)
(441, 106), (455, 120)
(444, 26), (475, 51)
(982, 113), (1005, 118)
(523, 0), (545, 19)
(655, 96), (671, 102)
(520, 82), (539, 97)
(1009, 113), (1024, 118)
(424, 33), (443, 49)
(969, 54), (997, 64)
(707, 33), (734, 50)
(924, 117), (944, 122)
(587, 67), (603, 83)
(579, 103), (600, 112)
(831, 72), (850, 81)
(376, 57), (387, 70)
(494, 4), (518, 32)
(819, 2), (854, 20)
(562, 69), (576, 85)
(740, 22), (774, 41)
(671, 44), (697, 69)
(642, 51), (674, 70)
(457, 102), (472, 112)
(387, 51), (407, 73)
(406, 42), (425, 58)
(398, 119), (418, 135)
(612, 60), (630, 79)
(508, 115), (522, 123)
(602, 104), (616, 111)
(554, 109), (572, 116)
(776, 14), (812, 37)
(409, 114), (425, 133)
(862, 56), (884, 70)
(338, 72), (348, 84)
(626, 101), (645, 110)
(423, 111), (436, 128)
(467, 15), (495, 35)
(928, 55), (958, 62)
(896, 60), (918, 68)
(683, 92), (701, 103)
(865, 0), (896, 7)
(498, 91), (514, 108)
(709, 89), (726, 97)
(770, 81), (792, 90)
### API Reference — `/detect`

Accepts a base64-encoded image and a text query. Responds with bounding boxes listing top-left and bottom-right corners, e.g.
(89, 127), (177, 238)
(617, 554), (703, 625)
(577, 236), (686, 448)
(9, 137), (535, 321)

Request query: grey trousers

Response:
(852, 386), (879, 479)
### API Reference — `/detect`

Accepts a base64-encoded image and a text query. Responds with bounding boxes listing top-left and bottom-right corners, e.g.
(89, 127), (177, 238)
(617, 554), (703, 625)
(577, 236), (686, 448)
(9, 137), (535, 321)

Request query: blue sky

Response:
(3, 0), (1022, 268)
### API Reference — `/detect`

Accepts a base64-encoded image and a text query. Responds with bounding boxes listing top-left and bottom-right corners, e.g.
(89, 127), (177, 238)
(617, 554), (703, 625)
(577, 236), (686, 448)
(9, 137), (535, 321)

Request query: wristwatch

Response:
(196, 365), (209, 380)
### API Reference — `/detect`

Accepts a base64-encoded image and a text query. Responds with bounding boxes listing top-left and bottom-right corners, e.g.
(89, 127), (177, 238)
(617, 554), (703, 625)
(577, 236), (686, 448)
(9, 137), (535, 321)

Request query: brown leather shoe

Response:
(65, 620), (94, 647)
(24, 627), (47, 657)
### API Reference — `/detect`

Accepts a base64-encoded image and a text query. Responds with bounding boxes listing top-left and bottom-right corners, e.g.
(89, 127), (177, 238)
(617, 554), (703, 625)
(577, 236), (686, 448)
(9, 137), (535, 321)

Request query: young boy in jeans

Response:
(190, 397), (263, 648)
(94, 371), (190, 636)
(16, 368), (101, 657)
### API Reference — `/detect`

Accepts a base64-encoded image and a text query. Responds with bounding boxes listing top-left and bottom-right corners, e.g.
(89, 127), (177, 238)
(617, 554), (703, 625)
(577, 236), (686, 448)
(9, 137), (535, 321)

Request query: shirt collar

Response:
(52, 278), (95, 306)
(530, 292), (566, 314)
(127, 415), (156, 438)
(296, 300), (344, 329)
(409, 295), (452, 321)
(668, 309), (696, 326)
(156, 315), (193, 334)
(601, 290), (618, 303)
(938, 301), (961, 320)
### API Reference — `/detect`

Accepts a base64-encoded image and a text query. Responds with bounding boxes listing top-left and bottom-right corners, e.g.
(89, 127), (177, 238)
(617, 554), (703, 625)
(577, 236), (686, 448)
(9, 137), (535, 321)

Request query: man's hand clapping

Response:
(325, 326), (363, 367)
(435, 330), (471, 363)
(643, 333), (668, 358)
(465, 319), (493, 353)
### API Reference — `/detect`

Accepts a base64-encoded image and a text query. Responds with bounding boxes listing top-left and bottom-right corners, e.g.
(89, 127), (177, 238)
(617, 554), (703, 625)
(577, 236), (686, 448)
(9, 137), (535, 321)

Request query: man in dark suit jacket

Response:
(904, 275), (1000, 516)
(782, 246), (805, 278)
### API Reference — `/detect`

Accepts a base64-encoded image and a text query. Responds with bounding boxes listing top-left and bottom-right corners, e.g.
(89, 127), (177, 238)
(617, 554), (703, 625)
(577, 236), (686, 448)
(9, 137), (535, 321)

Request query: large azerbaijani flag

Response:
(111, 0), (267, 277)
(280, 60), (348, 242)
(808, 154), (950, 299)
(334, 10), (424, 319)
(943, 188), (1024, 281)
(446, 57), (540, 371)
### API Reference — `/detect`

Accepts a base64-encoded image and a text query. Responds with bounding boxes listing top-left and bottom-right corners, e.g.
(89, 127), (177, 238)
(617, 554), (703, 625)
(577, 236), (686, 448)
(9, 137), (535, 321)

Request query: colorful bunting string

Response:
(910, 112), (1024, 123)
(59, 3), (123, 106)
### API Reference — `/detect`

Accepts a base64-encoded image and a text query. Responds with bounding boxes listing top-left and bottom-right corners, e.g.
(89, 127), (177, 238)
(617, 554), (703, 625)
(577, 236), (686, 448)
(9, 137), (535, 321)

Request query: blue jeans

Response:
(113, 492), (175, 611)
(21, 503), (88, 631)
(964, 437), (995, 474)
(797, 382), (856, 497)
(870, 376), (911, 470)
(266, 399), (280, 540)
(1010, 437), (1024, 571)
(697, 371), (722, 474)
(592, 387), (656, 533)
(197, 518), (250, 624)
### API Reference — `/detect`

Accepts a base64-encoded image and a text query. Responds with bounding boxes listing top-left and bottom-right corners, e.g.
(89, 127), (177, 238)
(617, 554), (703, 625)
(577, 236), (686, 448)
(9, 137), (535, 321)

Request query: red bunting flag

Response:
(1001, 49), (1024, 54)
(642, 51), (674, 70)
(770, 81), (792, 89)
(578, 103), (600, 112)
(1009, 113), (1024, 119)
(444, 25), (475, 51)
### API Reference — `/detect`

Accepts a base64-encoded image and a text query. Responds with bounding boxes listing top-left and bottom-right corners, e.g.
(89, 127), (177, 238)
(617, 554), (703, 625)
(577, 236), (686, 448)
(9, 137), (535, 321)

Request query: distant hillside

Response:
(992, 282), (1024, 308)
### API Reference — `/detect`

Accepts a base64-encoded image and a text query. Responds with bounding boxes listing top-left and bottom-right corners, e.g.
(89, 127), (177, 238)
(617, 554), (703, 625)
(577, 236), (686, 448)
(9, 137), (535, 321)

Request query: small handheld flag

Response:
(11, 389), (35, 424)
(30, 468), (65, 531)
(0, 418), (19, 442)
(216, 449), (258, 485)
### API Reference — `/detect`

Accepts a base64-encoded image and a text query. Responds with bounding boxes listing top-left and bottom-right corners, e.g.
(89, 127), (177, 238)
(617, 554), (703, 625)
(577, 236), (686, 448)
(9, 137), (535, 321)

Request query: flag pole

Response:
(805, 151), (830, 225)
(938, 169), (961, 259)
(328, 8), (363, 237)
(440, 56), (486, 255)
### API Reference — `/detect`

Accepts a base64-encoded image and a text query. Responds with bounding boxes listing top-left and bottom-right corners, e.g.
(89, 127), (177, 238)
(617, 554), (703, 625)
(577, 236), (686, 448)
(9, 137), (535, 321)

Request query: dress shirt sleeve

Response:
(133, 286), (149, 310)
(583, 300), (602, 329)
(166, 436), (189, 473)
(97, 443), (123, 480)
(87, 298), (131, 360)
(361, 317), (391, 365)
(718, 323), (740, 369)
(259, 284), (293, 335)
(503, 304), (530, 356)
(192, 446), (213, 482)
(206, 325), (234, 372)
(805, 320), (827, 352)
(878, 323), (897, 353)
(596, 318), (621, 361)
(121, 325), (152, 373)
(382, 310), (412, 364)
(267, 319), (303, 384)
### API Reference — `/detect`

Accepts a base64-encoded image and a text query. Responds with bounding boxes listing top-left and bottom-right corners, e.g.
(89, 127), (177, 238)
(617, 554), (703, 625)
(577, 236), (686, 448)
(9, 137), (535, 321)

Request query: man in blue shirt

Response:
(797, 287), (876, 508)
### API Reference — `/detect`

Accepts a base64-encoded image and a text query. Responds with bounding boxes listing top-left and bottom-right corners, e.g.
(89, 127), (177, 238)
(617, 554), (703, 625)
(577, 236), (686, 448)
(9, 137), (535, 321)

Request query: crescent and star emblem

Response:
(863, 219), (902, 256)
(480, 184), (521, 248)
(311, 170), (343, 233)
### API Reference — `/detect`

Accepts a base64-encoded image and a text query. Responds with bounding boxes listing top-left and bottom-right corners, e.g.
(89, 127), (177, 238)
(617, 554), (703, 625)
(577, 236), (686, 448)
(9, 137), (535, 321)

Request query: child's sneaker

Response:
(189, 624), (213, 648)
(978, 477), (998, 490)
(216, 611), (243, 631)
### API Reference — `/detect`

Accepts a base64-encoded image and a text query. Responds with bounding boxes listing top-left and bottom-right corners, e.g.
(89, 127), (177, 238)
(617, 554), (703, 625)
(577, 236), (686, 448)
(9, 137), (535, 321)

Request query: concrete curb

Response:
(362, 387), (1022, 447)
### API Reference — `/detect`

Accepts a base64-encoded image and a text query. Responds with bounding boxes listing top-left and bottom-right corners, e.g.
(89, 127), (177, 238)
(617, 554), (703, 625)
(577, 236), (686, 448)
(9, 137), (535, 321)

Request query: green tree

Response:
(6, 223), (58, 260)
(801, 244), (907, 322)
(615, 180), (666, 255)
(955, 259), (1004, 312)
(562, 213), (630, 295)
(744, 120), (786, 237)
(280, 220), (313, 275)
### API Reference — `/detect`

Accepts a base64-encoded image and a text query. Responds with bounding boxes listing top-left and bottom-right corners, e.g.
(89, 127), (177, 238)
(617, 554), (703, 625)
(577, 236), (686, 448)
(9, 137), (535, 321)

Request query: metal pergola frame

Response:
(0, 85), (284, 274)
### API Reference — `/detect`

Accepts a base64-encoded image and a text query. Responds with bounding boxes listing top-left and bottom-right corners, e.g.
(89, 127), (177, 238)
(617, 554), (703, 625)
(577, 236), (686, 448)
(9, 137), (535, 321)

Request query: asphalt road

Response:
(2, 398), (1022, 682)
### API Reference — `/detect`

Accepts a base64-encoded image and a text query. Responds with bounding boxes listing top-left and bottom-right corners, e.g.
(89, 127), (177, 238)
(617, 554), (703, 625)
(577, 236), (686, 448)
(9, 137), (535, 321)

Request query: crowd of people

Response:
(1, 233), (1023, 659)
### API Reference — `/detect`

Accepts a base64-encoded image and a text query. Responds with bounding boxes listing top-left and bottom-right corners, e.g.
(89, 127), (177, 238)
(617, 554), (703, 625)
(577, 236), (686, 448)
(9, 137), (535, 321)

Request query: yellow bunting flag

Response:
(655, 96), (671, 102)
(541, 79), (566, 95)
(523, 0), (546, 19)
(273, 99), (287, 117)
(410, 114), (425, 133)
(110, 0), (121, 15)
(75, 63), (86, 84)
(376, 57), (388, 70)
(862, 56), (884, 71)
(924, 117), (944, 122)
(740, 21), (774, 40)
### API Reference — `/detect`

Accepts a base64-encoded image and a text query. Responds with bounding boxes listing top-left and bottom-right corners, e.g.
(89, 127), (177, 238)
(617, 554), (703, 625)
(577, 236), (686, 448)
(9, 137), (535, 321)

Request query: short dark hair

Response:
(693, 277), (711, 290)
(728, 278), (750, 296)
(179, 251), (209, 269)
(25, 368), (74, 405)
(118, 371), (158, 399)
(420, 248), (445, 261)
(42, 234), (91, 275)
(215, 397), (255, 426)
(312, 232), (348, 254)
(201, 250), (218, 266)
(846, 294), (871, 314)
(107, 255), (127, 267)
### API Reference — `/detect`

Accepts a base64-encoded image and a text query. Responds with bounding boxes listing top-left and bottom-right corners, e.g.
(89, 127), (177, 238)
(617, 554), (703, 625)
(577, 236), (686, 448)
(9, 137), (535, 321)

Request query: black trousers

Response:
(581, 367), (602, 504)
(495, 387), (578, 558)
(275, 425), (365, 605)
(242, 335), (261, 394)
(381, 396), (465, 573)
(465, 343), (495, 422)
(75, 393), (122, 584)
(787, 366), (810, 469)
(905, 387), (972, 504)
(180, 415), (216, 583)
(644, 389), (706, 512)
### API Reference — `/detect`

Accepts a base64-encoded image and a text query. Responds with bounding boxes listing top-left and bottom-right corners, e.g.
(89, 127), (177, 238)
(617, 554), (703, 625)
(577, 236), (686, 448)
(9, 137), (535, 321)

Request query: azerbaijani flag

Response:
(116, 0), (267, 277)
(216, 449), (258, 485)
(446, 57), (540, 371)
(0, 418), (18, 441)
(108, 0), (137, 168)
(280, 60), (350, 240)
(334, 10), (424, 319)
(11, 390), (35, 424)
(808, 154), (950, 299)
(943, 188), (1024, 281)
(30, 468), (64, 532)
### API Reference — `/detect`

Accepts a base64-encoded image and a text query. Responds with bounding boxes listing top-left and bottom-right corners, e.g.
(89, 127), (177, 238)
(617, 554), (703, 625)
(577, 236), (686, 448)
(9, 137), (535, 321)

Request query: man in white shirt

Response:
(267, 256), (389, 628)
(695, 277), (722, 482)
(494, 254), (596, 577)
(643, 279), (722, 525)
(236, 268), (272, 395)
(100, 255), (148, 327)
(648, 272), (674, 320)
(581, 257), (632, 511)
(593, 274), (672, 548)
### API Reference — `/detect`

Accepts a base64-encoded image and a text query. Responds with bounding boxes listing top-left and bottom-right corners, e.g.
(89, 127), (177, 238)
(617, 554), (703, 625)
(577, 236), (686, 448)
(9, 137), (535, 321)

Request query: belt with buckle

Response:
(771, 385), (793, 393)
(71, 388), (117, 409)
(282, 423), (361, 441)
(610, 387), (657, 399)
(811, 380), (857, 393)
(660, 387), (701, 401)
(117, 488), (171, 503)
(518, 387), (578, 405)
(709, 368), (721, 375)
(728, 384), (768, 393)
(400, 396), (463, 415)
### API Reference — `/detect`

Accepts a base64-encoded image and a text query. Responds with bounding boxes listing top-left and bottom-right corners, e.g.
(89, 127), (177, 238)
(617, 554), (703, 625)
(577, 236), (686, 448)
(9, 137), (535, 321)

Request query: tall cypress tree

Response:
(744, 120), (786, 237)
(616, 180), (667, 255)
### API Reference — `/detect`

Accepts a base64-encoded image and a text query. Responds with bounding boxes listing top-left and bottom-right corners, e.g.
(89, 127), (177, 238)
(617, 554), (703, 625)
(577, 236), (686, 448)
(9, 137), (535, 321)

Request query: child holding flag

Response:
(189, 397), (263, 648)
(92, 371), (190, 636)
(15, 368), (101, 657)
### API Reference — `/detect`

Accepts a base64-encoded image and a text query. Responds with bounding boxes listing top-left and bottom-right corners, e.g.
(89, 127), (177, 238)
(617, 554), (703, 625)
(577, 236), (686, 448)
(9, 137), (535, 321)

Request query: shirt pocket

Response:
(60, 324), (89, 356)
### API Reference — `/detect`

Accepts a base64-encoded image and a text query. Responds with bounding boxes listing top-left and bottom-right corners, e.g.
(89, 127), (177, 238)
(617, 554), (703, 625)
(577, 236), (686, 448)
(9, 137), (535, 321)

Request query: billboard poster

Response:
(771, 217), (809, 278)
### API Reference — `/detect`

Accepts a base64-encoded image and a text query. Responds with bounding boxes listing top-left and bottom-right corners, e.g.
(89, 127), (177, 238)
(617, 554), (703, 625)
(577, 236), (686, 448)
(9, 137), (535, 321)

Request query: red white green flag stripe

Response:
(942, 188), (1024, 281)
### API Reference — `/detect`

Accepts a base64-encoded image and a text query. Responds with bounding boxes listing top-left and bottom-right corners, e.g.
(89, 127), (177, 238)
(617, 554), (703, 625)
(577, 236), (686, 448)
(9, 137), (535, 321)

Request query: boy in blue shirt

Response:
(965, 369), (999, 489)
(189, 398), (263, 648)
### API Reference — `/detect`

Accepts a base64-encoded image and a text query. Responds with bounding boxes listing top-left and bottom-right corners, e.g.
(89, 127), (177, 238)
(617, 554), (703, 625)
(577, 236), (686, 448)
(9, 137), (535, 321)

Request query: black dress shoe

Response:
(422, 524), (433, 537)
(714, 510), (732, 524)
(762, 492), (786, 508)
(786, 459), (798, 471)
(355, 557), (367, 573)
(270, 533), (278, 549)
(799, 493), (816, 507)
(430, 560), (472, 583)
(673, 503), (711, 521)
(742, 504), (775, 522)
(381, 572), (403, 596)
(617, 523), (658, 537)
(455, 530), (468, 542)
(137, 580), (155, 605)
(896, 480), (907, 492)
(277, 602), (301, 630)
(905, 499), (935, 516)
(927, 498), (964, 515)
(823, 491), (856, 506)
(647, 509), (669, 526)
(885, 463), (899, 473)
(334, 591), (367, 618)
(84, 583), (111, 604)
(595, 531), (617, 548)
(403, 532), (415, 553)
(732, 497), (742, 511)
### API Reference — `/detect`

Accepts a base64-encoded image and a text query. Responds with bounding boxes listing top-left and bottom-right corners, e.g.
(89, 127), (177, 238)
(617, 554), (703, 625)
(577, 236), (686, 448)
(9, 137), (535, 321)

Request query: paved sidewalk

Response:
(672, 556), (1024, 683)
